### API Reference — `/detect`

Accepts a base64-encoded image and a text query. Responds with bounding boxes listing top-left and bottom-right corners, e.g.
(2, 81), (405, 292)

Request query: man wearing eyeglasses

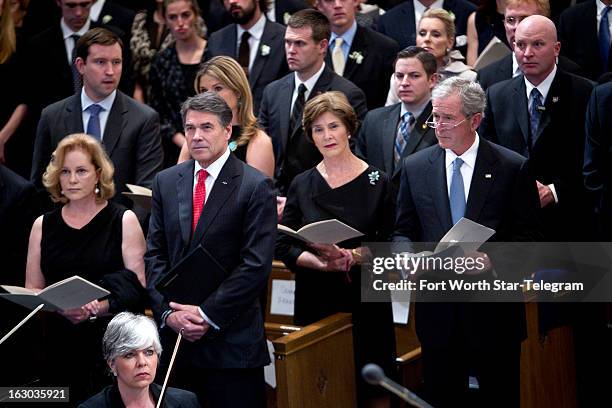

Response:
(393, 76), (540, 407)
(476, 0), (582, 91)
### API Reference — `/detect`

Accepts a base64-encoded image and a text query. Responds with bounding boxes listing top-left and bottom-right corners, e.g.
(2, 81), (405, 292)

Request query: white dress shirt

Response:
(291, 62), (326, 111)
(237, 14), (266, 71)
(414, 0), (444, 25)
(61, 18), (91, 65)
(445, 134), (479, 200)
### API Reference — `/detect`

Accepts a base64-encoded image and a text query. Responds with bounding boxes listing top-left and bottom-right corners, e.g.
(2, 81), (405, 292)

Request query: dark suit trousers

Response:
(169, 364), (266, 408)
(421, 339), (521, 408)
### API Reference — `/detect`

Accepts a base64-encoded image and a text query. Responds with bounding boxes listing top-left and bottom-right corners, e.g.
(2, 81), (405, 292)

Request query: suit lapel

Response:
(343, 27), (366, 79)
(102, 92), (127, 156)
(511, 77), (529, 149)
(427, 147), (453, 232)
(465, 140), (496, 222)
(536, 70), (564, 144)
(222, 26), (238, 57)
(401, 2), (417, 47)
(177, 161), (195, 247)
(279, 76), (294, 153)
(384, 104), (401, 175)
(250, 21), (274, 86)
(190, 154), (242, 249)
(403, 102), (433, 156)
(66, 96), (84, 133)
(500, 54), (513, 79)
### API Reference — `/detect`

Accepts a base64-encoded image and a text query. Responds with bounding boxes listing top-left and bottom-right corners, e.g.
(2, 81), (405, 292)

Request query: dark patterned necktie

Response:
(289, 83), (307, 135)
(238, 31), (251, 76)
(71, 34), (82, 93)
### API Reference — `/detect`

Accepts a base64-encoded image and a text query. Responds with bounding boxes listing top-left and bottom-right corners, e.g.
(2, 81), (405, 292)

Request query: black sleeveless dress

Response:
(39, 202), (143, 406)
(276, 165), (397, 404)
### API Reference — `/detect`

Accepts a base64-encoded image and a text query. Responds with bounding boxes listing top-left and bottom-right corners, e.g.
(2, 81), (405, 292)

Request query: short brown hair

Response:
(394, 46), (438, 78)
(505, 0), (550, 17)
(302, 91), (358, 142)
(288, 9), (331, 43)
(43, 134), (115, 203)
(75, 27), (123, 61)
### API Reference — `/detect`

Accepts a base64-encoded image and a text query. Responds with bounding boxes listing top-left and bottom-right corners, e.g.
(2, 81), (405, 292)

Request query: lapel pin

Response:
(485, 174), (492, 179)
(552, 96), (559, 103)
(221, 181), (228, 185)
(422, 123), (427, 130)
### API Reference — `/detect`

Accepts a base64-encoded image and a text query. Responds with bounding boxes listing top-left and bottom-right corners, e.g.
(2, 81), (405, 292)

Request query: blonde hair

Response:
(194, 56), (259, 147)
(43, 134), (115, 203)
(421, 8), (456, 43)
(0, 0), (17, 64)
(302, 91), (358, 142)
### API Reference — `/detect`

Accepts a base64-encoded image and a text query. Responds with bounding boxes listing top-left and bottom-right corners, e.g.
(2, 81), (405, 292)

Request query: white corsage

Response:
(448, 11), (455, 21)
(102, 14), (113, 24)
(455, 34), (467, 47)
(283, 12), (291, 25)
(349, 51), (364, 64)
(368, 170), (380, 185)
(260, 44), (271, 56)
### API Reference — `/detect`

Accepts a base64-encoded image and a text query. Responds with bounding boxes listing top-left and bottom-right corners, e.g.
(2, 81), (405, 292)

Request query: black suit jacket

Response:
(355, 101), (437, 178)
(479, 70), (595, 240)
(325, 25), (399, 109)
(558, 0), (612, 81)
(31, 91), (163, 198)
(377, 0), (476, 55)
(476, 53), (584, 91)
(583, 82), (612, 238)
(274, 0), (310, 24)
(205, 19), (289, 114)
(258, 65), (367, 194)
(145, 154), (276, 368)
(78, 383), (199, 408)
(393, 139), (540, 347)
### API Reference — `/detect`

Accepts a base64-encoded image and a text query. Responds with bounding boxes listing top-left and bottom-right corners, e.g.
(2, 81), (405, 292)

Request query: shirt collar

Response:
(414, 0), (444, 15)
(193, 145), (231, 181)
(524, 64), (557, 103)
(61, 18), (91, 40)
(597, 0), (611, 16)
(81, 88), (116, 112)
(237, 13), (266, 41)
(293, 62), (326, 93)
(330, 20), (358, 48)
(511, 52), (521, 77)
(445, 132), (480, 171)
(401, 98), (430, 121)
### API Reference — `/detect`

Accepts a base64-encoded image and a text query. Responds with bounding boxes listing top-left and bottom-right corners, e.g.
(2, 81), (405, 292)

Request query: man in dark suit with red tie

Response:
(146, 92), (277, 407)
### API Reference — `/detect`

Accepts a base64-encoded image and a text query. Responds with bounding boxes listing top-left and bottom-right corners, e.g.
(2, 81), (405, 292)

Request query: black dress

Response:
(276, 165), (396, 404)
(39, 202), (145, 406)
(229, 125), (248, 163)
(78, 383), (200, 408)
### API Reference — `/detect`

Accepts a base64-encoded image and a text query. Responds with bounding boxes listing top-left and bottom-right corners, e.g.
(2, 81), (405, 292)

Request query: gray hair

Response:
(180, 91), (233, 128)
(431, 77), (486, 117)
(102, 312), (162, 364)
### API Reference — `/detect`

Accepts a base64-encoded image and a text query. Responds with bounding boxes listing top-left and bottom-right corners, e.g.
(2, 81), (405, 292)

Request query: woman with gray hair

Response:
(79, 312), (200, 408)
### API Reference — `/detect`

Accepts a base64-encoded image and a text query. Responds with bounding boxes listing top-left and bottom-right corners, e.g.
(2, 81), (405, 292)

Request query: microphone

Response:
(362, 364), (434, 408)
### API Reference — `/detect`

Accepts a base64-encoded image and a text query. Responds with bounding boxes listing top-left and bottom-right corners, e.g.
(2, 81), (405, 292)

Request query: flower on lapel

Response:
(283, 12), (291, 25)
(448, 11), (455, 21)
(102, 14), (113, 24)
(349, 51), (364, 64)
(368, 170), (380, 185)
(260, 44), (271, 56)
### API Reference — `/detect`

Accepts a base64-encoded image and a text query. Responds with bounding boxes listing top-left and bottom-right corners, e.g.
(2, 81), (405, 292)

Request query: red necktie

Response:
(192, 169), (208, 232)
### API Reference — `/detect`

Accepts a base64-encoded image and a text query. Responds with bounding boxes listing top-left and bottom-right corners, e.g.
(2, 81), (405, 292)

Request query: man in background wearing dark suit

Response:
(356, 46), (438, 181)
(146, 92), (276, 407)
(30, 28), (162, 205)
(558, 0), (612, 81)
(259, 9), (367, 198)
(268, 0), (310, 24)
(377, 0), (476, 56)
(393, 77), (540, 407)
(479, 15), (594, 241)
(206, 0), (289, 114)
(317, 0), (399, 109)
(477, 0), (582, 91)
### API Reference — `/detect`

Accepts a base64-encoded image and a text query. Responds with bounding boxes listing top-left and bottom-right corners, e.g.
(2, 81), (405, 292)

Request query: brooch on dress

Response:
(368, 170), (380, 185)
(229, 141), (237, 152)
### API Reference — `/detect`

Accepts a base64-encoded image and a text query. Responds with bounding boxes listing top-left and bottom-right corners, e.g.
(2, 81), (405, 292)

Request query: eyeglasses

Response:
(63, 1), (93, 9)
(425, 114), (470, 130)
(503, 15), (529, 27)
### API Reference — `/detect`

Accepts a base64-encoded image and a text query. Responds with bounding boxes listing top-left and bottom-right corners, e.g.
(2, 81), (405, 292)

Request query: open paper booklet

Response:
(122, 183), (152, 210)
(278, 219), (364, 244)
(0, 275), (110, 312)
(407, 217), (496, 257)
